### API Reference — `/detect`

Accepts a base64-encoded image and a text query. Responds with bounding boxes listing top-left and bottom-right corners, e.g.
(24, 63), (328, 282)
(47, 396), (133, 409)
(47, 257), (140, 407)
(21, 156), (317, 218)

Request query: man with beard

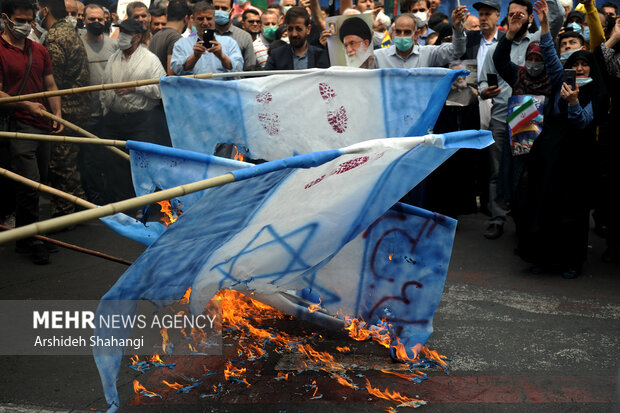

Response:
(339, 16), (374, 68)
(478, 0), (564, 240)
(266, 6), (329, 70)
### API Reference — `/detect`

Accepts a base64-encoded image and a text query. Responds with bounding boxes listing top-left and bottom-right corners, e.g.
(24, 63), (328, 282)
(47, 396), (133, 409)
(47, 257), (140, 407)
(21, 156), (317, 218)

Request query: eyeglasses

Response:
(246, 19), (260, 24)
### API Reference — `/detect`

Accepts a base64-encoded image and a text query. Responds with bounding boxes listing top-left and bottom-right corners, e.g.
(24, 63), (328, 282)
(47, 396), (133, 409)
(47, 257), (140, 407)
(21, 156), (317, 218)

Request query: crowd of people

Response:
(0, 0), (618, 277)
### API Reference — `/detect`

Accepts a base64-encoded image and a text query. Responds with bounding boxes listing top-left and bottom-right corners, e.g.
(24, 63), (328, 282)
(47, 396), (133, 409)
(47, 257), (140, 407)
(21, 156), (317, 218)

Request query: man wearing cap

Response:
(478, 0), (564, 240)
(462, 0), (503, 73)
(339, 16), (374, 68)
(374, 6), (468, 69)
(100, 18), (166, 202)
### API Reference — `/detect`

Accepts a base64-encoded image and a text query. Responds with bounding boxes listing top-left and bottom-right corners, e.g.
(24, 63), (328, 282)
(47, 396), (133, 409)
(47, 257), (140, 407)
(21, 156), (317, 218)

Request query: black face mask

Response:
(76, 19), (84, 29)
(86, 21), (104, 36)
(104, 20), (112, 33)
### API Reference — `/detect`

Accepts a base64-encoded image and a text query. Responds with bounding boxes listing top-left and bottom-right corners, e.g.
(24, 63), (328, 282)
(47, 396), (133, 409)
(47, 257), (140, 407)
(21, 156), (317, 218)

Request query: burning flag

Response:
(160, 67), (469, 161)
(94, 130), (492, 411)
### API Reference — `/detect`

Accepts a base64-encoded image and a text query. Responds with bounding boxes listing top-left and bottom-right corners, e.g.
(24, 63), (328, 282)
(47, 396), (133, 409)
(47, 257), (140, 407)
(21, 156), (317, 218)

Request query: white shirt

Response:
(477, 29), (498, 81)
(100, 45), (166, 115)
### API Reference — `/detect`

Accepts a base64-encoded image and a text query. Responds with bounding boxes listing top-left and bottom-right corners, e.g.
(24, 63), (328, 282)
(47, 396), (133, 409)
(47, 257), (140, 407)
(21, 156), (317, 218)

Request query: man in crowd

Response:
(266, 6), (329, 69)
(38, 0), (90, 218)
(374, 6), (467, 68)
(0, 0), (63, 264)
(401, 0), (434, 45)
(76, 0), (83, 25)
(241, 9), (268, 68)
(80, 3), (118, 204)
(354, 0), (373, 13)
(63, 0), (77, 28)
(478, 0), (564, 239)
(213, 0), (256, 70)
(149, 5), (167, 36)
(171, 1), (243, 74)
(232, 0), (261, 19)
(465, 15), (480, 30)
(100, 18), (166, 202)
(127, 1), (149, 31)
(558, 30), (586, 56)
(149, 0), (189, 75)
(601, 1), (617, 18)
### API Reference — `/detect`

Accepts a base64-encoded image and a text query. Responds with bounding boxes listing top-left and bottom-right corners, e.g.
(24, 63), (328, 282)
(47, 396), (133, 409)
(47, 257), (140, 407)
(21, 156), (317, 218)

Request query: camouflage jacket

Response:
(44, 19), (91, 122)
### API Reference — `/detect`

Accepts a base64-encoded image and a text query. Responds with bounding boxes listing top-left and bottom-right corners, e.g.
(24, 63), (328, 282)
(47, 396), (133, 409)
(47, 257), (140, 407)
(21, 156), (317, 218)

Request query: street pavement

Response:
(0, 202), (618, 413)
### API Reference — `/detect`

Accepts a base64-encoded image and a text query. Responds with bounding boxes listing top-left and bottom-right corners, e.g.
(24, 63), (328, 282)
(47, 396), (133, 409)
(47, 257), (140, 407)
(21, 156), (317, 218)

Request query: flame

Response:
(343, 317), (391, 348)
(162, 380), (184, 390)
(161, 328), (169, 353)
(133, 380), (160, 398)
(420, 346), (449, 369)
(224, 360), (251, 388)
(298, 343), (345, 371)
(311, 380), (318, 397)
(365, 378), (424, 405)
(275, 372), (289, 381)
(379, 369), (426, 381)
(148, 354), (163, 364)
(388, 253), (393, 260)
(157, 200), (182, 226)
(307, 297), (322, 313)
(180, 287), (191, 304)
(332, 373), (358, 389)
(232, 145), (246, 162)
(336, 346), (351, 353)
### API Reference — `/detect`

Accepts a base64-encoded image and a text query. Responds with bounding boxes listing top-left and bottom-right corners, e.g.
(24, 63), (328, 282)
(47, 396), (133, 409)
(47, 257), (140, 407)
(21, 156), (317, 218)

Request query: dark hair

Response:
(268, 39), (288, 55)
(242, 8), (260, 20)
(38, 0), (67, 19)
(428, 11), (448, 30)
(320, 6), (329, 16)
(284, 6), (309, 25)
(192, 0), (213, 14)
(602, 1), (618, 12)
(126, 1), (147, 17)
(508, 0), (533, 16)
(1, 0), (35, 18)
(558, 30), (585, 46)
(149, 5), (166, 17)
(166, 0), (189, 20)
(400, 0), (430, 13)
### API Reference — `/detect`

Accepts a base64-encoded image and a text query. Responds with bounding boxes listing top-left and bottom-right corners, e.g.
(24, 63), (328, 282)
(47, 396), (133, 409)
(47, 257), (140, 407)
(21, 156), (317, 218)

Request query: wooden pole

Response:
(40, 110), (130, 161)
(0, 225), (133, 266)
(0, 167), (97, 210)
(0, 172), (236, 244)
(0, 131), (127, 147)
(0, 70), (316, 104)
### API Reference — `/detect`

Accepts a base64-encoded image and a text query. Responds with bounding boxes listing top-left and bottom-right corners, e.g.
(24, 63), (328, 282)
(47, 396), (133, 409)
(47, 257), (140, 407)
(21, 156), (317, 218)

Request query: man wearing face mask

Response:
(63, 0), (78, 29)
(477, 0), (564, 240)
(38, 0), (90, 218)
(79, 3), (118, 204)
(402, 0), (434, 45)
(0, 0), (64, 263)
(100, 18), (166, 202)
(374, 6), (468, 68)
(213, 0), (256, 70)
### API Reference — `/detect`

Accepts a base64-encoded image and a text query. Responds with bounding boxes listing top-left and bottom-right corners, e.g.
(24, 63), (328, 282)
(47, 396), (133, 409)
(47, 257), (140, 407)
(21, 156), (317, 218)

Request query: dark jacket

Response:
(461, 29), (505, 60)
(266, 44), (330, 70)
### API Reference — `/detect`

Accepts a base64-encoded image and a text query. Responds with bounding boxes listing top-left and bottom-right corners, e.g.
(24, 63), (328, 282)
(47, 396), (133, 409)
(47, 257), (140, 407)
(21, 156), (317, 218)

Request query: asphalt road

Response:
(0, 202), (618, 413)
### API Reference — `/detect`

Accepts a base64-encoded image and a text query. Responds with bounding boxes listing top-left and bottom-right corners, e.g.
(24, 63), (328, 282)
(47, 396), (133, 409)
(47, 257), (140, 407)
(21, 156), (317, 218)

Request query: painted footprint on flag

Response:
(319, 82), (348, 134)
(256, 92), (280, 136)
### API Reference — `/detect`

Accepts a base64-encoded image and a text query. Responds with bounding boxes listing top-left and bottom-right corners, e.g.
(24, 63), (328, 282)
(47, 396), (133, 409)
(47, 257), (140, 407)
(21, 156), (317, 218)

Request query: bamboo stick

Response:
(0, 167), (97, 210)
(0, 131), (127, 147)
(0, 172), (236, 244)
(0, 70), (315, 104)
(0, 225), (133, 265)
(40, 110), (130, 161)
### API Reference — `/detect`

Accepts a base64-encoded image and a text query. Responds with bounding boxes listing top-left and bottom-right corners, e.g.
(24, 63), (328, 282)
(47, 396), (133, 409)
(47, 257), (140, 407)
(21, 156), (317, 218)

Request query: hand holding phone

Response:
(487, 73), (498, 87)
(564, 69), (576, 90)
(203, 29), (215, 48)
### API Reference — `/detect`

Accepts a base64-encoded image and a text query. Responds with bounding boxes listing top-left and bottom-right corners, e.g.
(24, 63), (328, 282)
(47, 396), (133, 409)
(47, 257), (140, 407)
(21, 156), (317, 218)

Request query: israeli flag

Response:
(160, 67), (468, 160)
(95, 131), (492, 411)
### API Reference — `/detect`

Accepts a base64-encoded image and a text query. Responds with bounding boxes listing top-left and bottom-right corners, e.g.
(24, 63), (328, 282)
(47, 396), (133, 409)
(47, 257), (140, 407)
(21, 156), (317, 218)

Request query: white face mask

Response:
(413, 11), (428, 26)
(345, 42), (370, 67)
(372, 30), (384, 47)
(4, 15), (32, 40)
(65, 15), (77, 29)
(118, 32), (134, 50)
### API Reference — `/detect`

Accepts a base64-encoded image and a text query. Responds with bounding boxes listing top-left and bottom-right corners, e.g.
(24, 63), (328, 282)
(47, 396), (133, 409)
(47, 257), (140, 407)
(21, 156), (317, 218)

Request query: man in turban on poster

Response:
(339, 16), (375, 68)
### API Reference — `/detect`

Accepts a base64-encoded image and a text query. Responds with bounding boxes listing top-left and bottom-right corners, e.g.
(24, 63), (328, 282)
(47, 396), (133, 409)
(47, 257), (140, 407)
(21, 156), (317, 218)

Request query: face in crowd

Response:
(286, 16), (310, 48)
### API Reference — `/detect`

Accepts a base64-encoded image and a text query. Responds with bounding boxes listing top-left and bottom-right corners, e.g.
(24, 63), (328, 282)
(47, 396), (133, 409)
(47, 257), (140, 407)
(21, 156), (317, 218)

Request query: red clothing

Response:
(0, 35), (53, 130)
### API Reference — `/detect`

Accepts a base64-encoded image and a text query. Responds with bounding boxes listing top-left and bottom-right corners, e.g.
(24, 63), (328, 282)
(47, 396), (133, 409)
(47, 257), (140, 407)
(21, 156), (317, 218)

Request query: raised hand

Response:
(534, 0), (549, 33)
(451, 5), (469, 30)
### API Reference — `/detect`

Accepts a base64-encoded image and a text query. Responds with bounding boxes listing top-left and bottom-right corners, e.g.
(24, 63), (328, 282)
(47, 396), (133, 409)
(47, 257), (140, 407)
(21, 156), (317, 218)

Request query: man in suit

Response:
(266, 6), (329, 70)
(462, 0), (503, 72)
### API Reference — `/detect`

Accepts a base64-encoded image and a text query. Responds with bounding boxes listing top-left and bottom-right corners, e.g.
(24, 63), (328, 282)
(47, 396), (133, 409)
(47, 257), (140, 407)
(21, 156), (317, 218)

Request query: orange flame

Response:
(379, 369), (426, 381)
(224, 360), (251, 388)
(148, 354), (163, 364)
(232, 145), (246, 162)
(388, 253), (393, 260)
(160, 328), (169, 353)
(133, 380), (160, 398)
(336, 346), (351, 353)
(162, 380), (184, 390)
(365, 378), (424, 405)
(307, 297), (322, 313)
(275, 372), (290, 381)
(332, 373), (358, 389)
(157, 200), (182, 226)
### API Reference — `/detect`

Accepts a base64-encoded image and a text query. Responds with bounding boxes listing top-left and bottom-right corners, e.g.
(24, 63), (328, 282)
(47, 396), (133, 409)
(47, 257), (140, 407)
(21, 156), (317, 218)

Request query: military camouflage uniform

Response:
(44, 18), (91, 216)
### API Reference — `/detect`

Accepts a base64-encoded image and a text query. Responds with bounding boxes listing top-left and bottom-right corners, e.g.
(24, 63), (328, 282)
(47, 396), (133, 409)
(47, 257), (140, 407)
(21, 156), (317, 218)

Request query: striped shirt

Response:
(253, 36), (269, 69)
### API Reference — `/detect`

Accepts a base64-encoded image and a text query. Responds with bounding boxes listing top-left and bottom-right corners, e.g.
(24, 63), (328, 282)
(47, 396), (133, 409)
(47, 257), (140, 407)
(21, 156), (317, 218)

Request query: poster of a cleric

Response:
(325, 14), (375, 68)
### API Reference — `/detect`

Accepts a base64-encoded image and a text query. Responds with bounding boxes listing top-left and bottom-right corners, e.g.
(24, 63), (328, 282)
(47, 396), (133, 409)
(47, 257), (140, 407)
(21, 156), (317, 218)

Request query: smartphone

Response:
(564, 69), (576, 89)
(487, 73), (498, 88)
(203, 29), (215, 47)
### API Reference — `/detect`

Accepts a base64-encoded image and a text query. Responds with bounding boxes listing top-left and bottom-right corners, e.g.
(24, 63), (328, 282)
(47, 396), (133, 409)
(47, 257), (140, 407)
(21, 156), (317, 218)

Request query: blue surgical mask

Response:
(567, 22), (582, 35)
(583, 26), (590, 42)
(214, 10), (230, 25)
(36, 9), (46, 27)
(394, 36), (413, 52)
(560, 48), (579, 63)
(576, 77), (592, 86)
